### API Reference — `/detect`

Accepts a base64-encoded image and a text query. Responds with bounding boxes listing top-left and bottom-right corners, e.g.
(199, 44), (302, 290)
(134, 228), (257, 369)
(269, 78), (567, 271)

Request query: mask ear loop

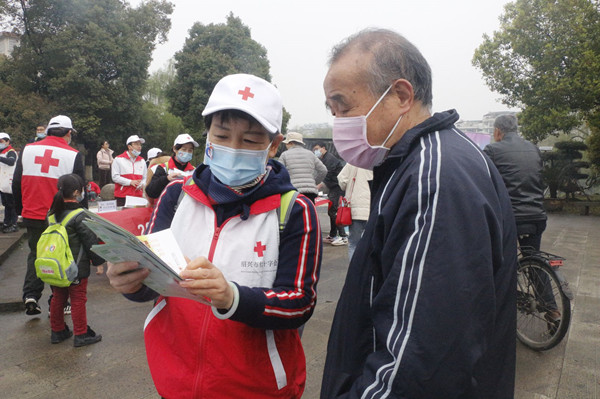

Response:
(366, 84), (393, 118)
(366, 84), (403, 149)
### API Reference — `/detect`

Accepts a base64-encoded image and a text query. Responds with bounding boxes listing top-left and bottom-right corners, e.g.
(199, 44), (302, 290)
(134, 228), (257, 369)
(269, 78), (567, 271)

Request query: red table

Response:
(96, 207), (153, 235)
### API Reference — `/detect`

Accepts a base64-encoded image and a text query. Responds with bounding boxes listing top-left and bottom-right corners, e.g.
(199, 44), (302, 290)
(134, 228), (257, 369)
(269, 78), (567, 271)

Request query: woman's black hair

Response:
(48, 174), (85, 217)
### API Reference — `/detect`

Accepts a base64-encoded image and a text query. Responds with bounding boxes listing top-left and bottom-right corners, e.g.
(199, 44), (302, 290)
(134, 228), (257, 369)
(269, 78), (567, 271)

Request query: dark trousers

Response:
(23, 225), (47, 302)
(1, 191), (17, 226)
(50, 278), (88, 335)
(303, 192), (318, 203)
(517, 220), (556, 310)
(517, 220), (547, 254)
(327, 186), (347, 238)
(98, 168), (111, 188)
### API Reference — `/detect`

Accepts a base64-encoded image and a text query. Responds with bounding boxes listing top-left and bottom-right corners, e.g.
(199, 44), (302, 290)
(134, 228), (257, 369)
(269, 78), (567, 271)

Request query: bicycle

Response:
(516, 247), (573, 351)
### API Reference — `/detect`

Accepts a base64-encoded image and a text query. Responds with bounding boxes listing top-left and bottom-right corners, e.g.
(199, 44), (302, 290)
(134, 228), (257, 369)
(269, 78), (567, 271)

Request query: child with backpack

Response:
(45, 174), (105, 347)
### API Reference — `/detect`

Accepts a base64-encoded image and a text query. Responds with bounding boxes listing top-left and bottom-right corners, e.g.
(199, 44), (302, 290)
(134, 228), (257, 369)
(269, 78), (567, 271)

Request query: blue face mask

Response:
(36, 132), (47, 139)
(76, 193), (85, 202)
(314, 149), (322, 158)
(203, 141), (270, 187)
(131, 149), (141, 157)
(176, 151), (193, 164)
(0, 143), (7, 150)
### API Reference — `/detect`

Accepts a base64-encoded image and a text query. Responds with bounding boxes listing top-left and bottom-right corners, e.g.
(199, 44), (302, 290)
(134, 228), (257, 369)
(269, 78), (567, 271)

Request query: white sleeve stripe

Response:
(452, 128), (491, 178)
(362, 132), (442, 399)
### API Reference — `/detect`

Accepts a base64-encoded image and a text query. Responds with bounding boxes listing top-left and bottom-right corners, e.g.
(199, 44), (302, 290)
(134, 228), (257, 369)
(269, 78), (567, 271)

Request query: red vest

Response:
(113, 151), (146, 198)
(20, 136), (79, 220)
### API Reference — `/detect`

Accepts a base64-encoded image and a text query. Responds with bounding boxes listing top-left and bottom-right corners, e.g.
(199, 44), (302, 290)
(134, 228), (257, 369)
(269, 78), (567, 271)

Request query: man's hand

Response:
(179, 257), (234, 310)
(130, 179), (141, 188)
(106, 261), (150, 294)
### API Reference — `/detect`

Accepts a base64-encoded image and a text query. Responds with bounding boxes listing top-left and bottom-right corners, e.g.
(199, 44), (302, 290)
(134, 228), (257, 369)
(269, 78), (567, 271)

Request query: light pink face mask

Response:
(332, 85), (403, 170)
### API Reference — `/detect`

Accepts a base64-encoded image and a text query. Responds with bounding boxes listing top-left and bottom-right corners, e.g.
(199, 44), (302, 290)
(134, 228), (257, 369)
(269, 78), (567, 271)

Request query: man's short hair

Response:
(329, 28), (433, 108)
(47, 127), (70, 137)
(494, 114), (518, 134)
(314, 141), (327, 149)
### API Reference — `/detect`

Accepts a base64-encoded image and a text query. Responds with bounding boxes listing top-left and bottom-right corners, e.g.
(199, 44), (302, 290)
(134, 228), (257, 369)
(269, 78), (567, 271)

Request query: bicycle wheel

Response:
(516, 257), (571, 351)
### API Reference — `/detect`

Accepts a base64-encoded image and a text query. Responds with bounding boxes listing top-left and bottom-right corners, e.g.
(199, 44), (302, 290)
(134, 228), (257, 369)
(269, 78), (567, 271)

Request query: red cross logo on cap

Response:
(254, 241), (266, 257)
(35, 149), (60, 173)
(238, 86), (255, 101)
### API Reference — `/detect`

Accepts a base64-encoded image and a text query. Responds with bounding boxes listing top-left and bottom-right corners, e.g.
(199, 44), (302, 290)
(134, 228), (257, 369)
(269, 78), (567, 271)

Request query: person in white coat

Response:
(337, 164), (372, 259)
(0, 132), (18, 233)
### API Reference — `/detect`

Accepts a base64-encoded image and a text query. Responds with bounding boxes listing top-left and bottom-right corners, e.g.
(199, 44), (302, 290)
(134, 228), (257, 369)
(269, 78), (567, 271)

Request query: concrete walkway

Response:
(0, 213), (598, 398)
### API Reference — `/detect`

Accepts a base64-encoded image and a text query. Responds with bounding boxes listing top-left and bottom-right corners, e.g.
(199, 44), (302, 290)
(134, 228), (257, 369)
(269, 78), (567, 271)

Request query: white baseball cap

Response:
(147, 148), (162, 159)
(126, 135), (145, 145)
(174, 133), (199, 147)
(0, 132), (10, 140)
(282, 132), (304, 145)
(201, 74), (283, 134)
(47, 115), (76, 132)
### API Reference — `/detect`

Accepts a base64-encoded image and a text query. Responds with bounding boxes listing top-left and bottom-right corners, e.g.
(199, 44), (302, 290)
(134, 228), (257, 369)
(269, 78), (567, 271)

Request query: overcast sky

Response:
(130, 0), (518, 128)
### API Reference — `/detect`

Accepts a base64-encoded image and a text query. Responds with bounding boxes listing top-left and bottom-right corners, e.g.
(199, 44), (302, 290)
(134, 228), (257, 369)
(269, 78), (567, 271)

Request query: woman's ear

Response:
(268, 134), (284, 158)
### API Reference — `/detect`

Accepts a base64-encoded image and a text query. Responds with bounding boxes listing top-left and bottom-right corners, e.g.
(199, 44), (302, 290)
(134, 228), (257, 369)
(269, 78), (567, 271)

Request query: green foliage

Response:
(167, 13), (289, 134)
(0, 81), (54, 147)
(473, 0), (600, 142)
(542, 140), (589, 199)
(587, 114), (600, 171)
(0, 0), (173, 155)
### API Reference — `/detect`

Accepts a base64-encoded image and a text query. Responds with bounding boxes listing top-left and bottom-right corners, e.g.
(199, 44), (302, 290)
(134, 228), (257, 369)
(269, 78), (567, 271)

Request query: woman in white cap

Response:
(145, 134), (198, 201)
(106, 74), (322, 398)
(111, 135), (147, 207)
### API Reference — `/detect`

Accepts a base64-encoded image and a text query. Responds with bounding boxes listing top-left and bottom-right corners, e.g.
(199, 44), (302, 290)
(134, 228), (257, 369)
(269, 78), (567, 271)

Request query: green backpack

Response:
(35, 208), (85, 287)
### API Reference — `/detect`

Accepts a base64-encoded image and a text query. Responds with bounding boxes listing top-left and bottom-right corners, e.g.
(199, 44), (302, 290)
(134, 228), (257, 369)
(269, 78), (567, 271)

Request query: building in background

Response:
(0, 32), (20, 57)
(456, 111), (518, 149)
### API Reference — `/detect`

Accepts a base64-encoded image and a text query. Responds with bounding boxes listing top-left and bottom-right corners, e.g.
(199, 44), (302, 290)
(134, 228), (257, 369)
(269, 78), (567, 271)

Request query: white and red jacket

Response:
(111, 151), (147, 198)
(13, 136), (84, 221)
(0, 145), (18, 194)
(126, 161), (322, 399)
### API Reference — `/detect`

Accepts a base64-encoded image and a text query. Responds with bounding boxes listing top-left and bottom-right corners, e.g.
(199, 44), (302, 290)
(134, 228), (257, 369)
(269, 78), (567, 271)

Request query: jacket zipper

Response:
(193, 213), (237, 396)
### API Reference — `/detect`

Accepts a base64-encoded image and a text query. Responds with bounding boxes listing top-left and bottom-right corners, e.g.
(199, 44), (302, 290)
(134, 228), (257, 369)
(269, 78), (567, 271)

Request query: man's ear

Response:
(268, 134), (284, 158)
(390, 79), (414, 114)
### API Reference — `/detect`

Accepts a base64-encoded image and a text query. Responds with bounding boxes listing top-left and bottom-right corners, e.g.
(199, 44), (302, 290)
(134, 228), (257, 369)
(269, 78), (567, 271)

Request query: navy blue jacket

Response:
(321, 110), (517, 398)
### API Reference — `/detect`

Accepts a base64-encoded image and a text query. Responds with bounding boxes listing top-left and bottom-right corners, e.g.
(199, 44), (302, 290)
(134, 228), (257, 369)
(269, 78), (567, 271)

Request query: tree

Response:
(472, 0), (600, 143)
(139, 63), (189, 158)
(542, 141), (589, 199)
(0, 82), (54, 146)
(167, 13), (289, 134)
(0, 0), (173, 155)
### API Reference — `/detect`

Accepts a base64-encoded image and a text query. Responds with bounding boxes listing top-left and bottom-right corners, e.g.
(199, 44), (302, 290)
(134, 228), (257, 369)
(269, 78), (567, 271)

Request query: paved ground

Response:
(0, 212), (598, 398)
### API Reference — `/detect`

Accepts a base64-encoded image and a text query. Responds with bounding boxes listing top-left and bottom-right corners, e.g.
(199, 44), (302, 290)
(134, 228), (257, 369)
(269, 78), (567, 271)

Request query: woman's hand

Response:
(179, 257), (234, 310)
(106, 261), (150, 294)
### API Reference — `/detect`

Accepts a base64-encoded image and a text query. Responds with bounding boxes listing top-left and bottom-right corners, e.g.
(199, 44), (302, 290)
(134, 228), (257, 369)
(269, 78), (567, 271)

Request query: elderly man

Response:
(484, 114), (547, 252)
(320, 29), (517, 398)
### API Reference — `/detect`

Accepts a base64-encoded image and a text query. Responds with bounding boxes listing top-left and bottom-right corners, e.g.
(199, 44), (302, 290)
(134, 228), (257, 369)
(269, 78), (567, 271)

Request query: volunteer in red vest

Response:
(0, 132), (18, 233)
(111, 135), (148, 207)
(145, 133), (198, 201)
(12, 115), (87, 316)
